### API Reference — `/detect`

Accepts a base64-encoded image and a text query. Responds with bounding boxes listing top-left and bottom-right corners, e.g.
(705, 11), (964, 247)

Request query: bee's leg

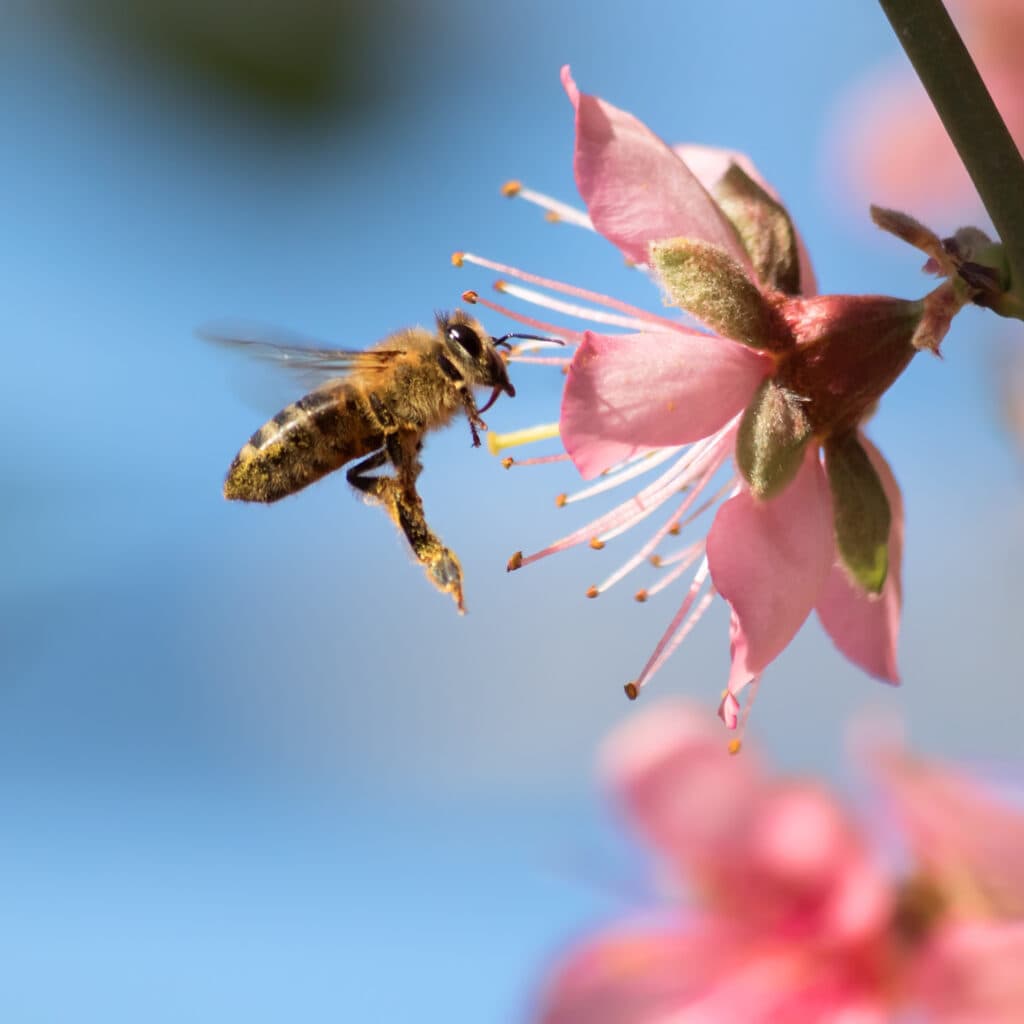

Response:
(438, 353), (485, 447)
(381, 482), (465, 614)
(345, 449), (391, 497)
(383, 428), (424, 495)
(347, 442), (464, 612)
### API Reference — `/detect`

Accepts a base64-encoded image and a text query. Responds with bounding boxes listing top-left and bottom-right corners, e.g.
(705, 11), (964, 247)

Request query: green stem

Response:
(878, 0), (1024, 297)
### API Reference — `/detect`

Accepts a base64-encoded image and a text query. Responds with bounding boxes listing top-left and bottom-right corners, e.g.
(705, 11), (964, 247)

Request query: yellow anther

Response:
(462, 289), (478, 304)
(589, 538), (605, 551)
(649, 554), (662, 568)
(728, 739), (743, 756)
(501, 180), (522, 197)
(544, 211), (561, 223)
(501, 457), (514, 469)
(555, 493), (567, 508)
(451, 251), (465, 267)
(668, 523), (681, 536)
(494, 279), (508, 292)
(624, 682), (639, 700)
(586, 585), (599, 599)
(634, 589), (648, 603)
(506, 551), (524, 572)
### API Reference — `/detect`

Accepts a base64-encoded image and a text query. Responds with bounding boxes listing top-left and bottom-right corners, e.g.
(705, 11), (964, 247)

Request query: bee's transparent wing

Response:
(199, 322), (402, 384)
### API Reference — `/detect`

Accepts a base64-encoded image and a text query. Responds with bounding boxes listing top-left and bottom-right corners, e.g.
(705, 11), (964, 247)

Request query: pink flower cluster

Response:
(833, 0), (1024, 217)
(537, 703), (1024, 1023)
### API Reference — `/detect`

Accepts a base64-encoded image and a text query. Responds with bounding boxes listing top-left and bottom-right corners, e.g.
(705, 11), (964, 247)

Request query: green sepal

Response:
(825, 432), (891, 594)
(736, 378), (813, 500)
(650, 237), (777, 349)
(714, 164), (801, 295)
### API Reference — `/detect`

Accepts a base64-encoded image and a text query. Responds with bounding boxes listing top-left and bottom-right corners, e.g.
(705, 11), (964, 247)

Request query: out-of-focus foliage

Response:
(48, 0), (417, 115)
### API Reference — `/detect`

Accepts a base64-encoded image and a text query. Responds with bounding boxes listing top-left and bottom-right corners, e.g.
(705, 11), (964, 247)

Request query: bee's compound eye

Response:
(447, 323), (482, 359)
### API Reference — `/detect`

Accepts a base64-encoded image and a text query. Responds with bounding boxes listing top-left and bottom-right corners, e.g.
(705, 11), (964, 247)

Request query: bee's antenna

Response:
(491, 333), (565, 350)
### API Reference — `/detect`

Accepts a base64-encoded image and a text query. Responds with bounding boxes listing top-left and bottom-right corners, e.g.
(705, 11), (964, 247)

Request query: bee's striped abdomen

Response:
(224, 387), (380, 503)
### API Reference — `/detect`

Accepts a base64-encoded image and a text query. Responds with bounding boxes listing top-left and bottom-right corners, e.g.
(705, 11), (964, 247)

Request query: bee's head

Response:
(438, 311), (516, 407)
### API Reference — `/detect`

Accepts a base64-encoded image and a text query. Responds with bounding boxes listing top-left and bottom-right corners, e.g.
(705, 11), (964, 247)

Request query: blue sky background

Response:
(1, 1), (1021, 1020)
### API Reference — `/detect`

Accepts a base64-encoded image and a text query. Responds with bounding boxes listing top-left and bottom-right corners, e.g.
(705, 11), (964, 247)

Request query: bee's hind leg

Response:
(386, 484), (465, 614)
(345, 449), (391, 498)
(346, 444), (465, 613)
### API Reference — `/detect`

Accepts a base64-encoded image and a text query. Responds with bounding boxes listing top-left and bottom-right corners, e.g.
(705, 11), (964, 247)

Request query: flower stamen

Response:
(502, 454), (572, 468)
(453, 252), (682, 331)
(645, 541), (706, 598)
(461, 289), (585, 344)
(500, 180), (595, 230)
(487, 422), (561, 456)
(560, 447), (682, 505)
(631, 560), (714, 695)
(593, 465), (730, 595)
(495, 279), (654, 331)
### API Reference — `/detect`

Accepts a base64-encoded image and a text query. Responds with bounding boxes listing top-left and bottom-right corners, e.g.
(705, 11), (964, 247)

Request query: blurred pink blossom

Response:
(463, 70), (966, 727)
(536, 703), (1024, 1023)
(831, 0), (1024, 218)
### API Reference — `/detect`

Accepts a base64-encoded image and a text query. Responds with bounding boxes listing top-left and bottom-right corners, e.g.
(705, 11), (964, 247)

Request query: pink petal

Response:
(871, 749), (1024, 918)
(561, 66), (752, 271)
(673, 144), (818, 296)
(541, 922), (892, 1024)
(707, 449), (834, 680)
(537, 923), (734, 1024)
(561, 330), (770, 479)
(914, 923), (1024, 1023)
(815, 435), (903, 684)
(746, 782), (891, 945)
(601, 701), (763, 875)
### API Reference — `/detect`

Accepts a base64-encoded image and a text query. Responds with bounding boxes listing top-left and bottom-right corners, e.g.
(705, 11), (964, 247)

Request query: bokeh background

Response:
(1, 1), (1020, 1020)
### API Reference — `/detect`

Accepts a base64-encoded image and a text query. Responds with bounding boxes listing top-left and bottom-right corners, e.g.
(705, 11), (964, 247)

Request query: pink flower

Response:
(457, 70), (963, 727)
(535, 703), (1024, 1023)
(831, 0), (1024, 217)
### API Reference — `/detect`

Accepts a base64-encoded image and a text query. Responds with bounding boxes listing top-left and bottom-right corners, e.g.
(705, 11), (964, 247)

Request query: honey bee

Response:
(209, 310), (548, 612)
